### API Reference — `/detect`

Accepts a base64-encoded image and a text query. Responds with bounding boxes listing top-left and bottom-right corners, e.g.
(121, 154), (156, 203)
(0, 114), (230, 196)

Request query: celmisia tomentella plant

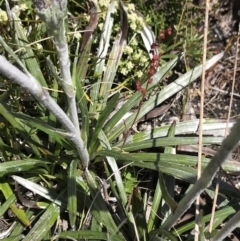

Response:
(2, 0), (240, 239)
(31, 0), (89, 168)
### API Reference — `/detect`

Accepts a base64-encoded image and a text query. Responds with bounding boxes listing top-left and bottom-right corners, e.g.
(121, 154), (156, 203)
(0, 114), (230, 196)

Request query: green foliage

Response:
(0, 0), (239, 240)
(123, 170), (138, 194)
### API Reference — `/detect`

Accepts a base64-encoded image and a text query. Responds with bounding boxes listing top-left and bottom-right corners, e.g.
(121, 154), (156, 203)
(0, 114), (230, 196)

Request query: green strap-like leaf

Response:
(117, 136), (224, 151)
(68, 159), (78, 229)
(58, 230), (124, 241)
(159, 173), (178, 213)
(0, 159), (50, 177)
(97, 1), (128, 112)
(84, 170), (120, 235)
(89, 0), (115, 113)
(0, 102), (42, 156)
(5, 7), (47, 87)
(132, 187), (147, 239)
(22, 203), (59, 241)
(131, 118), (235, 143)
(174, 199), (240, 236)
(0, 180), (31, 226)
(12, 176), (67, 208)
(89, 92), (120, 154)
(0, 194), (16, 217)
(148, 228), (178, 241)
(161, 122), (177, 222)
(97, 130), (128, 205)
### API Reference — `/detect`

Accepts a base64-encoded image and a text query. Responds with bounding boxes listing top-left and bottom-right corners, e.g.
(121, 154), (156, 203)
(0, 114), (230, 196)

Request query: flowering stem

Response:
(121, 82), (149, 150)
(33, 0), (80, 133)
(121, 41), (159, 150)
(0, 56), (89, 169)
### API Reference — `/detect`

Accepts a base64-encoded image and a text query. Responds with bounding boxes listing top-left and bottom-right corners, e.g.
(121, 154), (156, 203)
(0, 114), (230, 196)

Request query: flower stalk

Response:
(32, 0), (80, 132)
(0, 56), (89, 169)
(121, 40), (160, 149)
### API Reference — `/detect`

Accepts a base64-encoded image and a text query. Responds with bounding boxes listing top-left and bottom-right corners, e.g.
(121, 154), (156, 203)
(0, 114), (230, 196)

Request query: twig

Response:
(208, 86), (240, 98)
(210, 23), (240, 240)
(195, 0), (209, 239)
